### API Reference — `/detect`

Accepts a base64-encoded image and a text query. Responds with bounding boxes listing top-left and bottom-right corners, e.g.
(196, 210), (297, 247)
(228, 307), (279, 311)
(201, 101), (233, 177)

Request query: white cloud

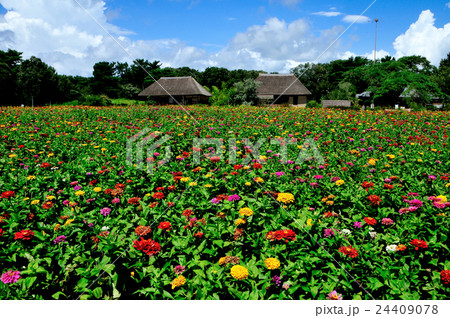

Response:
(447, 2), (450, 9)
(393, 10), (450, 65)
(312, 11), (342, 17)
(214, 18), (344, 72)
(0, 0), (353, 75)
(340, 49), (391, 61)
(342, 15), (371, 24)
(274, 0), (303, 6)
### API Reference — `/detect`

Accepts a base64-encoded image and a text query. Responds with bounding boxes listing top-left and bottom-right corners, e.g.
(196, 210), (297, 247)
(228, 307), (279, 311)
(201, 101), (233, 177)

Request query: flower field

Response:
(0, 105), (449, 300)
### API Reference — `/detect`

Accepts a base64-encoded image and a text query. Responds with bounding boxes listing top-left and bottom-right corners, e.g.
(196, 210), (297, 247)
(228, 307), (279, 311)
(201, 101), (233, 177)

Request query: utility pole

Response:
(374, 18), (379, 63)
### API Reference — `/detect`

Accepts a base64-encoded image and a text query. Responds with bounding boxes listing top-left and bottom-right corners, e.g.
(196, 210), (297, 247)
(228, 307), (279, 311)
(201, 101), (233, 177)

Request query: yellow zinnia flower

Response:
(239, 207), (254, 217)
(335, 180), (345, 186)
(264, 258), (280, 270)
(235, 218), (246, 226)
(27, 175), (36, 180)
(75, 190), (85, 196)
(171, 275), (186, 289)
(277, 193), (295, 204)
(31, 200), (40, 205)
(230, 265), (249, 280)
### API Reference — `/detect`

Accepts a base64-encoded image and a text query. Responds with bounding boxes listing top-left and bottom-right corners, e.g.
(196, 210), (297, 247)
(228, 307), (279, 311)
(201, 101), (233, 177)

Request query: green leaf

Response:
(92, 287), (103, 299)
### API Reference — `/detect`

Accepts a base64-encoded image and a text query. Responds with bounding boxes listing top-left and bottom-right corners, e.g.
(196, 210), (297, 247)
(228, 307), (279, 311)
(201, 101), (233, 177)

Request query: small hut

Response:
(138, 76), (212, 105)
(256, 74), (311, 106)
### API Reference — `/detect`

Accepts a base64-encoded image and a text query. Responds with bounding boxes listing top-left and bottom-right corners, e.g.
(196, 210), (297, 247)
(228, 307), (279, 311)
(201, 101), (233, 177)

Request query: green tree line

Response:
(0, 49), (448, 107)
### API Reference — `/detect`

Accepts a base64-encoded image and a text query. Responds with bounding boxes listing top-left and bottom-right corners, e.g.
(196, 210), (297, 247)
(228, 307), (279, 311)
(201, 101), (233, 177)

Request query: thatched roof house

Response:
(322, 100), (352, 108)
(138, 76), (212, 105)
(256, 74), (311, 106)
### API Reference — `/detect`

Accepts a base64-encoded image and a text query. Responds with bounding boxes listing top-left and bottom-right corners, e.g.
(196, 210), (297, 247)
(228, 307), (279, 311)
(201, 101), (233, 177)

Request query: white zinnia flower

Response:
(386, 244), (398, 253)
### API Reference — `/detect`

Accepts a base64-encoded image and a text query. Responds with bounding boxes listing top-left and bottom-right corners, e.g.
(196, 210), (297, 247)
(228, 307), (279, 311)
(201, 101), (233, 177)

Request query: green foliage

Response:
(229, 79), (261, 105)
(82, 94), (111, 106)
(209, 83), (234, 106)
(305, 100), (321, 108)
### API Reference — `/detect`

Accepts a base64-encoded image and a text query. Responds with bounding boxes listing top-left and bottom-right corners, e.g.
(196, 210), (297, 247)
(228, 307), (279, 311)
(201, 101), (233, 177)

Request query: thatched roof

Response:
(138, 76), (212, 97)
(322, 100), (351, 107)
(256, 74), (311, 96)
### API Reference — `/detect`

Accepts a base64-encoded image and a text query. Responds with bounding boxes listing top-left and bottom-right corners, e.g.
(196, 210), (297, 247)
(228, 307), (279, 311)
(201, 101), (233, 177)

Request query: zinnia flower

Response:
(327, 290), (343, 300)
(133, 237), (161, 256)
(53, 235), (67, 244)
(410, 239), (428, 250)
(239, 207), (254, 217)
(1, 270), (21, 284)
(14, 229), (35, 240)
(1, 191), (15, 199)
(230, 265), (249, 280)
(173, 265), (186, 275)
(367, 195), (382, 205)
(338, 245), (358, 258)
(171, 275), (186, 289)
(277, 193), (295, 204)
(158, 221), (171, 231)
(264, 258), (280, 270)
(100, 207), (111, 216)
(364, 217), (377, 225)
(441, 270), (450, 285)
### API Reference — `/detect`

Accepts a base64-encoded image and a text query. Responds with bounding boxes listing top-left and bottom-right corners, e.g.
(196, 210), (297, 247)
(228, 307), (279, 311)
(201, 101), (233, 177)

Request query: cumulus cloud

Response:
(447, 2), (450, 9)
(312, 11), (342, 17)
(393, 10), (450, 65)
(0, 1), (349, 75)
(0, 0), (209, 75)
(342, 15), (371, 24)
(214, 18), (344, 72)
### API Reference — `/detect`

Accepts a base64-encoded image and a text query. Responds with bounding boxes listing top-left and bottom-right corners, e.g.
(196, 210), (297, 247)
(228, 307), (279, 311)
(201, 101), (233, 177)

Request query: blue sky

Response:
(0, 0), (449, 75)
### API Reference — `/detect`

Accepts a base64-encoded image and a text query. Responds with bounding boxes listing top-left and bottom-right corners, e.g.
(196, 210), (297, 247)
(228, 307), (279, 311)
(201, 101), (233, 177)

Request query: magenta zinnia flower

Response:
(100, 207), (111, 216)
(1, 270), (21, 284)
(324, 228), (335, 238)
(53, 235), (67, 244)
(381, 218), (394, 225)
(228, 194), (241, 202)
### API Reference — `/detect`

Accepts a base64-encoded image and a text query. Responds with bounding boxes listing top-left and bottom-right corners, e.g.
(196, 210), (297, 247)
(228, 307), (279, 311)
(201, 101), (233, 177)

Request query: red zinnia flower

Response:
(234, 165), (242, 170)
(133, 237), (161, 256)
(384, 184), (394, 190)
(364, 217), (377, 225)
(135, 225), (152, 237)
(168, 185), (176, 191)
(1, 191), (15, 199)
(0, 228), (5, 237)
(155, 186), (165, 192)
(42, 201), (54, 210)
(14, 229), (35, 241)
(410, 239), (428, 250)
(89, 179), (98, 186)
(441, 270), (450, 285)
(265, 229), (296, 242)
(338, 245), (359, 258)
(182, 209), (193, 217)
(361, 181), (374, 191)
(128, 197), (141, 205)
(194, 232), (204, 238)
(253, 163), (262, 169)
(153, 192), (164, 200)
(158, 221), (171, 231)
(149, 202), (158, 208)
(115, 183), (126, 190)
(41, 162), (51, 168)
(367, 195), (382, 205)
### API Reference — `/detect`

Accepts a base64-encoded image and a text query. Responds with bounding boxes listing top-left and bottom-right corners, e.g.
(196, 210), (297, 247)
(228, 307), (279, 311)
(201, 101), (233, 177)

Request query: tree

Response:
(229, 79), (260, 105)
(17, 56), (59, 105)
(436, 52), (450, 98)
(130, 59), (161, 90)
(0, 49), (22, 105)
(91, 61), (120, 97)
(200, 67), (230, 89)
(291, 63), (331, 101)
(209, 83), (234, 106)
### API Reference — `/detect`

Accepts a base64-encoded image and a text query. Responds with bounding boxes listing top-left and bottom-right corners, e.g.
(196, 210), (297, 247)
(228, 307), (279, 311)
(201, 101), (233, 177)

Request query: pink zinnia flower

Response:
(112, 198), (120, 204)
(324, 228), (335, 238)
(381, 218), (394, 225)
(327, 290), (343, 300)
(1, 270), (21, 284)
